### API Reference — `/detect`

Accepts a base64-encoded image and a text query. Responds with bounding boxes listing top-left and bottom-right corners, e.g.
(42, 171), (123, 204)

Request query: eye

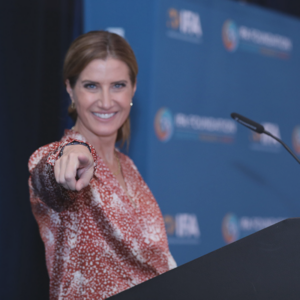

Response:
(84, 83), (97, 89)
(113, 82), (126, 89)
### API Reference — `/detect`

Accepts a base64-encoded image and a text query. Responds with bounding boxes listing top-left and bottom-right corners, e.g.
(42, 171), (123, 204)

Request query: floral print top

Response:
(28, 129), (176, 300)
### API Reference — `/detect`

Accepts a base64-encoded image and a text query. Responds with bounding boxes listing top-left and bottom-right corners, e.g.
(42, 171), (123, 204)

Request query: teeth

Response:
(93, 112), (116, 119)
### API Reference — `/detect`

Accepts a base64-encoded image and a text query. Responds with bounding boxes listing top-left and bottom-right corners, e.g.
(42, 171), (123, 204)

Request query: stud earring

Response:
(71, 102), (75, 109)
(130, 102), (133, 107)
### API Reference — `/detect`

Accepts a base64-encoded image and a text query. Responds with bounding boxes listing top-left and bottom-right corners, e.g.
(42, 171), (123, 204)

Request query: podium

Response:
(109, 218), (300, 299)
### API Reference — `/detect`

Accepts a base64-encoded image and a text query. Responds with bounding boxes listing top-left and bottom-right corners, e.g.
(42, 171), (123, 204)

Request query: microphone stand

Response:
(263, 130), (300, 164)
(231, 112), (300, 165)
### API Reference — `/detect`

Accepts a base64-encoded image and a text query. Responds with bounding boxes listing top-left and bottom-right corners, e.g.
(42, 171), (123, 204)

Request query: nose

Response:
(99, 88), (113, 109)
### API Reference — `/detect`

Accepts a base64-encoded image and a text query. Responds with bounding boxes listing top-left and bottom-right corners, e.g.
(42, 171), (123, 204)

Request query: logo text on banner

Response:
(222, 19), (293, 59)
(250, 122), (281, 152)
(292, 125), (300, 155)
(154, 108), (237, 143)
(166, 8), (203, 44)
(164, 213), (201, 245)
(222, 213), (284, 244)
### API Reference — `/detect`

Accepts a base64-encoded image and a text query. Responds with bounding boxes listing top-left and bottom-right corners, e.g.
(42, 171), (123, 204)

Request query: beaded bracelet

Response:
(59, 141), (91, 157)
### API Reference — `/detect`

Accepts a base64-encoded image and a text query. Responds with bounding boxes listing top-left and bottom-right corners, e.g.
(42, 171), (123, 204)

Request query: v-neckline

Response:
(97, 152), (138, 210)
(63, 129), (138, 209)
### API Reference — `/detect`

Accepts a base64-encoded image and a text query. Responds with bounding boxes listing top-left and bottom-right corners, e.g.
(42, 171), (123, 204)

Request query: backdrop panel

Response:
(84, 0), (300, 266)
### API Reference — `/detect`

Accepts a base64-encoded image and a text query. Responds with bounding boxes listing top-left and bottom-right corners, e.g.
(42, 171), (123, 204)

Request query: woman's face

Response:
(66, 58), (136, 141)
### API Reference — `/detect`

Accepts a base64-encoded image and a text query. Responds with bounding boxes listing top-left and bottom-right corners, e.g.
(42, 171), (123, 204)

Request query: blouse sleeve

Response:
(28, 137), (97, 212)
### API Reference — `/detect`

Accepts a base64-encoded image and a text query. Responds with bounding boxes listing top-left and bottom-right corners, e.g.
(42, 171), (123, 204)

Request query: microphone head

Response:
(231, 112), (265, 134)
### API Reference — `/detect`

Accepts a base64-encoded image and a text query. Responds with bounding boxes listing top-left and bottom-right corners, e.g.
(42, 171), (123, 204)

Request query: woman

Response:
(28, 31), (176, 300)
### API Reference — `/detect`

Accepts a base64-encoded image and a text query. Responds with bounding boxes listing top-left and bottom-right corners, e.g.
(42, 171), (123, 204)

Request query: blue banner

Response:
(84, 0), (300, 266)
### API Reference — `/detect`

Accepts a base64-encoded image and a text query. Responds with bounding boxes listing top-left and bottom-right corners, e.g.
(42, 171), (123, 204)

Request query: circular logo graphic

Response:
(222, 213), (239, 244)
(167, 8), (179, 29)
(251, 131), (261, 142)
(154, 108), (173, 142)
(222, 20), (239, 52)
(292, 126), (300, 154)
(164, 215), (176, 235)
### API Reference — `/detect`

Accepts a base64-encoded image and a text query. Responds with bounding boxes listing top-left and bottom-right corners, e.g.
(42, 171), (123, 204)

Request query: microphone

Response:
(231, 112), (264, 134)
(231, 112), (300, 164)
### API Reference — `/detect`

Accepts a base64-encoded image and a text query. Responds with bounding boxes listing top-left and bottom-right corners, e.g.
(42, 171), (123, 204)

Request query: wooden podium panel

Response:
(109, 218), (300, 300)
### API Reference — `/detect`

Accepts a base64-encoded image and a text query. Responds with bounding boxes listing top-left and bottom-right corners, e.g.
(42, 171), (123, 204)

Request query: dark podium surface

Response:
(109, 218), (300, 300)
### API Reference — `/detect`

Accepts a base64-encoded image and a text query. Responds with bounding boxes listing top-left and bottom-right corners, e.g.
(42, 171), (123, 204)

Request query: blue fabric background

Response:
(84, 0), (300, 266)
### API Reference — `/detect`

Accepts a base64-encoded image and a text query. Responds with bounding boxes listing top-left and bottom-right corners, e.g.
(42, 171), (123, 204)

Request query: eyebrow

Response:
(111, 80), (128, 84)
(81, 80), (98, 84)
(81, 79), (128, 84)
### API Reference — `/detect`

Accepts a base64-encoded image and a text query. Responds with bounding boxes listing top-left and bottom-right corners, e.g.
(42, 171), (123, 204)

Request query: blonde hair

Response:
(63, 31), (138, 145)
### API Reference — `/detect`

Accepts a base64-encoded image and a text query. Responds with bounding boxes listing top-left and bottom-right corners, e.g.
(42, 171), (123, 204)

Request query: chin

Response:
(93, 129), (119, 138)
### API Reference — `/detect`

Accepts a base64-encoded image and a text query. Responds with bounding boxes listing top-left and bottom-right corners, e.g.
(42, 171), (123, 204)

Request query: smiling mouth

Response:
(93, 112), (117, 119)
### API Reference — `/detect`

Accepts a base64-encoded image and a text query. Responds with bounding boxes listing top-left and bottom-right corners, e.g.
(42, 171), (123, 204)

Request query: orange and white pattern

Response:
(28, 129), (176, 300)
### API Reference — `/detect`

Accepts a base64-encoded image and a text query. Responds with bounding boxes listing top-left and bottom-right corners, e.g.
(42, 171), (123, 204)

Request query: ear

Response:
(132, 81), (137, 97)
(65, 79), (74, 100)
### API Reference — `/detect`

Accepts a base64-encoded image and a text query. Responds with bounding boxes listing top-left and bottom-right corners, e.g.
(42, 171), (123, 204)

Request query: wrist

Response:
(60, 141), (91, 157)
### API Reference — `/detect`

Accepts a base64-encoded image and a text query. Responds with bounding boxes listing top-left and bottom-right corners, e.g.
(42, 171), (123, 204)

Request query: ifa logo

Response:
(166, 8), (203, 43)
(164, 213), (201, 244)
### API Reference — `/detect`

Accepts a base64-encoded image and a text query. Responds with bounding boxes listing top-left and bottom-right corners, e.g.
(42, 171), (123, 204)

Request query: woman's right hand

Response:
(54, 145), (94, 191)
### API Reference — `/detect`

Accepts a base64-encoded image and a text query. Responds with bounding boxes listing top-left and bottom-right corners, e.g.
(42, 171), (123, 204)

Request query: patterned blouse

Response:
(28, 129), (176, 300)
